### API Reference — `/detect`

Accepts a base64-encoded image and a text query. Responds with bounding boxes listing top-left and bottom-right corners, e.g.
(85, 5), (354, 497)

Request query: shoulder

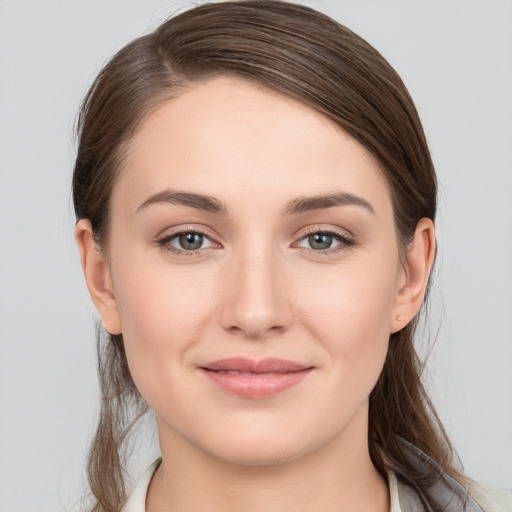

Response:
(391, 438), (512, 512)
(393, 475), (512, 512)
(469, 482), (512, 512)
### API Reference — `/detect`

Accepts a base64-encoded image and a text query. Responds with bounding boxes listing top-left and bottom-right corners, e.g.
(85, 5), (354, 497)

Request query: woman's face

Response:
(96, 77), (413, 465)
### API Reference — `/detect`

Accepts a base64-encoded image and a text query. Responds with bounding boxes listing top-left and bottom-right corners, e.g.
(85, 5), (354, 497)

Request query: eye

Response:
(295, 230), (354, 252)
(158, 230), (218, 254)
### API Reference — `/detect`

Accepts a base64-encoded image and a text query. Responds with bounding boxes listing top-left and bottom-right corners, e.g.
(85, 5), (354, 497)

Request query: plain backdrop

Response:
(0, 1), (511, 510)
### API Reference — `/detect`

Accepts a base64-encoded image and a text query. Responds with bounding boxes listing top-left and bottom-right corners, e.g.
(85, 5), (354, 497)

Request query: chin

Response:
(197, 416), (335, 468)
(211, 440), (306, 467)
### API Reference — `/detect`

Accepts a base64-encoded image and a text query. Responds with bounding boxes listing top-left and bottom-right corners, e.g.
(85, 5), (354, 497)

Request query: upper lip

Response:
(201, 357), (311, 374)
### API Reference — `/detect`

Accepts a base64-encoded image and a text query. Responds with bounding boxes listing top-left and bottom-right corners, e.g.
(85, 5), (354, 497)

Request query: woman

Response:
(73, 1), (512, 511)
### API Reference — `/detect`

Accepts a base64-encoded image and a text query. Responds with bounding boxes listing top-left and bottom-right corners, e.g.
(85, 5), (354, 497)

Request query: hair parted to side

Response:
(73, 1), (460, 511)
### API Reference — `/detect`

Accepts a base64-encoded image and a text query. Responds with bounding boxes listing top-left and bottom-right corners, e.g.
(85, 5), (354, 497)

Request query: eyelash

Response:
(294, 227), (356, 255)
(156, 227), (356, 257)
(157, 227), (219, 256)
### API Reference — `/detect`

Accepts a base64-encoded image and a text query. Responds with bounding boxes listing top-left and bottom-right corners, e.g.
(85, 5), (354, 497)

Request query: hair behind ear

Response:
(369, 320), (467, 511)
(86, 326), (148, 512)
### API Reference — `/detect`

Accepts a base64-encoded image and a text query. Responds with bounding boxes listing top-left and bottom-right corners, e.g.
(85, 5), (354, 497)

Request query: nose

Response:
(219, 248), (293, 340)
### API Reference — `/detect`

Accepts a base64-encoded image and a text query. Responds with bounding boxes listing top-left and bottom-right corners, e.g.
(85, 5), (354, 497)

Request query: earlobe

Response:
(75, 219), (122, 335)
(390, 218), (436, 333)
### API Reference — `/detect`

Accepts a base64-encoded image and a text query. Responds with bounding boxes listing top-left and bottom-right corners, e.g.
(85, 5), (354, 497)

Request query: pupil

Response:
(179, 232), (203, 250)
(309, 233), (332, 250)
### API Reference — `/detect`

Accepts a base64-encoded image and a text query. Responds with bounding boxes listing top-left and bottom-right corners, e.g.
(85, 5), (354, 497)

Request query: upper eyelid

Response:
(295, 225), (355, 241)
(156, 225), (219, 241)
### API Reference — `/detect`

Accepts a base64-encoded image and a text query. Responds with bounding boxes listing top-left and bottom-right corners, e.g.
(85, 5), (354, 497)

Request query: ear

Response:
(390, 218), (436, 333)
(75, 219), (122, 335)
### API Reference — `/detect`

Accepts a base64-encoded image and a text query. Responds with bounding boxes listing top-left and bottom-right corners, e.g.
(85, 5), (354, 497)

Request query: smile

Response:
(199, 358), (314, 398)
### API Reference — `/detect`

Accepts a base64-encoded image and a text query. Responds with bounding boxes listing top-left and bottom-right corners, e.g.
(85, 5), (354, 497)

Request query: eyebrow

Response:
(137, 190), (374, 216)
(283, 192), (375, 215)
(137, 190), (227, 214)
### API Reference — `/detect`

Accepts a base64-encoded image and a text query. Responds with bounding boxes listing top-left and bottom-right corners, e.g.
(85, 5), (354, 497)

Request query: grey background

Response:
(0, 1), (511, 510)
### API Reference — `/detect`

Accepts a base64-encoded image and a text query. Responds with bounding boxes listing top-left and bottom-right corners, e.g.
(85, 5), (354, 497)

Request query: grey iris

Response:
(309, 233), (333, 250)
(179, 232), (204, 250)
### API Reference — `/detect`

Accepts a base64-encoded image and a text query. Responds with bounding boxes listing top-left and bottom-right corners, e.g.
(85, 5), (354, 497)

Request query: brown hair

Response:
(73, 1), (461, 510)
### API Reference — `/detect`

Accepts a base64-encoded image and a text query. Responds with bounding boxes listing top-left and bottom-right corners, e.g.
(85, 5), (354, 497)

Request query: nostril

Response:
(224, 322), (286, 339)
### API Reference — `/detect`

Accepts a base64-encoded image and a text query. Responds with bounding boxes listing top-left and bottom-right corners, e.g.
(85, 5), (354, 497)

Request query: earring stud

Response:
(396, 315), (402, 321)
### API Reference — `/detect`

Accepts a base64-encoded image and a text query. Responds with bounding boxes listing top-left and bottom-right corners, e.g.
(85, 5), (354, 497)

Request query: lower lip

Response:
(200, 368), (312, 398)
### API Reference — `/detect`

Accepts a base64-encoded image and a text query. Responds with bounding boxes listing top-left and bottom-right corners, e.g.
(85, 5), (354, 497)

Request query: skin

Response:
(76, 76), (435, 512)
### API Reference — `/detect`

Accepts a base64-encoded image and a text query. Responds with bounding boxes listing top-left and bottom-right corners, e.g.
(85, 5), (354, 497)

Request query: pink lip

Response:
(199, 358), (313, 398)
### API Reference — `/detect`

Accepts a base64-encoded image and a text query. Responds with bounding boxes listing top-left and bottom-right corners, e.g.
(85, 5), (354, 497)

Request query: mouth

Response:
(199, 358), (313, 398)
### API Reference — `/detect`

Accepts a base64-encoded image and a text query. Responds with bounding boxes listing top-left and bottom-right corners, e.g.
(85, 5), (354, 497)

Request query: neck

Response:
(147, 416), (389, 512)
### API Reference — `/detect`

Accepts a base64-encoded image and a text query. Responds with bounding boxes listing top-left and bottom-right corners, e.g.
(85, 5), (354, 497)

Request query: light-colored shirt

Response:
(121, 459), (403, 512)
(121, 459), (512, 512)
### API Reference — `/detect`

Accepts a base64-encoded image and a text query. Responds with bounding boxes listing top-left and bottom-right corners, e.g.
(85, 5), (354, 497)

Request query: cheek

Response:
(111, 257), (218, 396)
(297, 260), (397, 382)
(114, 247), (216, 333)
(300, 259), (397, 334)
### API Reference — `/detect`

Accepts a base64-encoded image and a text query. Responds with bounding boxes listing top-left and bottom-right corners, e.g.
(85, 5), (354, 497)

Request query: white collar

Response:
(122, 458), (403, 512)
(121, 458), (161, 512)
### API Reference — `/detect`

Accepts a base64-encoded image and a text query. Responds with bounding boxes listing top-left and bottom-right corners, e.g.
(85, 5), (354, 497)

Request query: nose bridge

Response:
(220, 240), (291, 338)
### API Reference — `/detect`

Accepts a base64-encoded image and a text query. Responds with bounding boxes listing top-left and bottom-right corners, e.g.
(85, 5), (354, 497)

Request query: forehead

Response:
(115, 76), (391, 216)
